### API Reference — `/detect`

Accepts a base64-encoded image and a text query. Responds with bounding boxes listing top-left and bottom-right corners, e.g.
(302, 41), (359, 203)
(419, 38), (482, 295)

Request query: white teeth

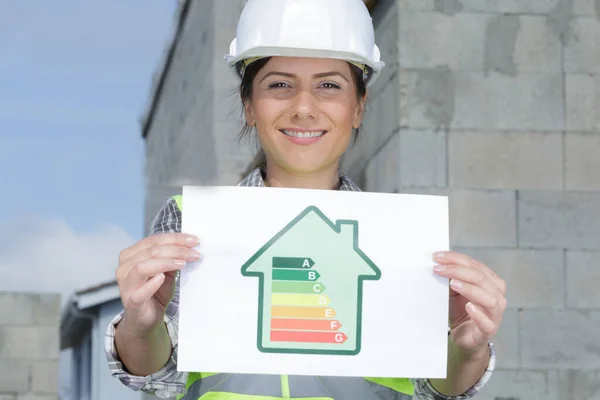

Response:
(282, 130), (325, 138)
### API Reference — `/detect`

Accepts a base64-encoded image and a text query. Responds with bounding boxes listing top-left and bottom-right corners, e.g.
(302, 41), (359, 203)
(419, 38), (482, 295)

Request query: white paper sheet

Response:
(177, 185), (449, 379)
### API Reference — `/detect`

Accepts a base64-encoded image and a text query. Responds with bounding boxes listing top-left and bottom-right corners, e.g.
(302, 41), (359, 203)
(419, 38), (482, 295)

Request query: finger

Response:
(434, 251), (505, 294)
(450, 279), (504, 317)
(127, 273), (165, 309)
(435, 263), (501, 298)
(127, 258), (187, 287)
(121, 244), (201, 281)
(465, 302), (497, 342)
(120, 233), (199, 265)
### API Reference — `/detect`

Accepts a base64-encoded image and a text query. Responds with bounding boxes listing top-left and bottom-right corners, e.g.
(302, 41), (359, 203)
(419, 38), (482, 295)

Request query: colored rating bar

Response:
(272, 257), (315, 269)
(271, 330), (348, 344)
(272, 269), (320, 281)
(271, 318), (342, 331)
(271, 293), (330, 306)
(272, 281), (326, 294)
(271, 306), (336, 319)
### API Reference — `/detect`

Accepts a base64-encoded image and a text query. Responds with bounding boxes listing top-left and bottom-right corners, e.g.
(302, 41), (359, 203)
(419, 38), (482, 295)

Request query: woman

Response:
(107, 0), (506, 399)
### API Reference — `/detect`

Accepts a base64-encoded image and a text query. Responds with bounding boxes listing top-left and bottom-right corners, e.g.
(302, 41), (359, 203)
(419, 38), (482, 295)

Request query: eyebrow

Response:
(260, 71), (349, 83)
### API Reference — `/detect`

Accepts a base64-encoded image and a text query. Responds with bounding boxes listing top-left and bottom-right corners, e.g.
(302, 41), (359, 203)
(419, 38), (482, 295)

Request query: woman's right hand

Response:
(115, 232), (201, 336)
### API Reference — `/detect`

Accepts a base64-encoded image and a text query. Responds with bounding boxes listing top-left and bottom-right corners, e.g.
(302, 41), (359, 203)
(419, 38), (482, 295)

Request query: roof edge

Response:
(139, 0), (192, 138)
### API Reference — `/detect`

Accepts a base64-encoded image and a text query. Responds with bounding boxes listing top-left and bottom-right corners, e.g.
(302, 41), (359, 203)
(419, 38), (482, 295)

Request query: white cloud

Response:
(0, 214), (135, 308)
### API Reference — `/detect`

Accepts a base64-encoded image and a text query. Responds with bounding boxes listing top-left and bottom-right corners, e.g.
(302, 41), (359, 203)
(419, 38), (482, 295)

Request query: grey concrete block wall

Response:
(142, 0), (600, 398)
(358, 0), (600, 398)
(0, 294), (60, 400)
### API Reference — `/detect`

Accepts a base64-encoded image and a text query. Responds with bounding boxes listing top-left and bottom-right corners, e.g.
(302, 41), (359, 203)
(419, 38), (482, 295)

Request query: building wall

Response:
(350, 1), (600, 399)
(143, 0), (600, 398)
(0, 293), (60, 400)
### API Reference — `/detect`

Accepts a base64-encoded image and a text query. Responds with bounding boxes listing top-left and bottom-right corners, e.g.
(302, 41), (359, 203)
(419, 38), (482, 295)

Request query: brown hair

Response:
(237, 57), (368, 177)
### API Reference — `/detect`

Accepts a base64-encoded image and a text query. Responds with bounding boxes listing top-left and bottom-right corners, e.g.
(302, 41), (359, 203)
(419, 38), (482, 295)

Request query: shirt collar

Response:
(237, 167), (361, 192)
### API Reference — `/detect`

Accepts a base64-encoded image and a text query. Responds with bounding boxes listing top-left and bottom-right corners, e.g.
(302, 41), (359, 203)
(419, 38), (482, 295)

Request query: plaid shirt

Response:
(105, 167), (496, 399)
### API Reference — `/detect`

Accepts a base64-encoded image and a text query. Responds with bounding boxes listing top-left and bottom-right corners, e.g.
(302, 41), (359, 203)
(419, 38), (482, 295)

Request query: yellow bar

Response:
(271, 293), (331, 306)
(271, 306), (336, 319)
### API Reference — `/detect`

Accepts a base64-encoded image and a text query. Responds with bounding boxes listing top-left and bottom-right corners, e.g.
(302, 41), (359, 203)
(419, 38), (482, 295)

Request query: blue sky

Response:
(0, 0), (178, 296)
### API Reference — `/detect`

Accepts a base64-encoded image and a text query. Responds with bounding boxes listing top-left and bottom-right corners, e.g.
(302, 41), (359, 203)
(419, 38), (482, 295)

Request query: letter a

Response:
(302, 259), (311, 268)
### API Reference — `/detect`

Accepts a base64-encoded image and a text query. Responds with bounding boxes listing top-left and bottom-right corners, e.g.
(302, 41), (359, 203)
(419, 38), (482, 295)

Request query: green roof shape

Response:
(241, 205), (381, 356)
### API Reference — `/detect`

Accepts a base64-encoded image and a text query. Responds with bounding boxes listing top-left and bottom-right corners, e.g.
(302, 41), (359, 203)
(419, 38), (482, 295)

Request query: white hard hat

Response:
(224, 0), (385, 87)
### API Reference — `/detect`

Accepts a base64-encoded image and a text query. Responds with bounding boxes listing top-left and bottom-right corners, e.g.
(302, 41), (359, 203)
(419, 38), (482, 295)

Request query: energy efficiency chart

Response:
(241, 206), (381, 355)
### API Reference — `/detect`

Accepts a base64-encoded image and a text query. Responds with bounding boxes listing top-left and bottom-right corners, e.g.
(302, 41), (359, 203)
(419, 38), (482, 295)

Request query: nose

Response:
(291, 89), (316, 121)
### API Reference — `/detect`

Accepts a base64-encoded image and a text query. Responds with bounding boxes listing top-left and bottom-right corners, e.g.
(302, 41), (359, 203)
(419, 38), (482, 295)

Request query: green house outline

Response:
(240, 205), (382, 356)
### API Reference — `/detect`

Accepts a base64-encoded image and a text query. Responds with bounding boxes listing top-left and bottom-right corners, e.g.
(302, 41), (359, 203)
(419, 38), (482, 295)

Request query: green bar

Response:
(272, 281), (327, 294)
(272, 269), (321, 281)
(272, 257), (315, 269)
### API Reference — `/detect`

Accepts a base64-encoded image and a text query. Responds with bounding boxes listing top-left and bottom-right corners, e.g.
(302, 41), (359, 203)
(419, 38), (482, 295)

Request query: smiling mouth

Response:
(280, 129), (327, 138)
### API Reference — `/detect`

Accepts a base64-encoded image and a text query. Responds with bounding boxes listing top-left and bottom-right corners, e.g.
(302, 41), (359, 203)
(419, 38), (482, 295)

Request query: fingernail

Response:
(433, 264), (446, 272)
(186, 236), (199, 245)
(189, 249), (202, 260)
(433, 251), (447, 260)
(174, 259), (186, 266)
(451, 279), (463, 289)
(466, 302), (477, 313)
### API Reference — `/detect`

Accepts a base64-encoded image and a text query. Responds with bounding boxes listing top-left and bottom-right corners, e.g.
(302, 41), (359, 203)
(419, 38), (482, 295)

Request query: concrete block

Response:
(16, 396), (57, 400)
(399, 12), (488, 70)
(0, 327), (58, 360)
(365, 133), (400, 193)
(0, 396), (16, 400)
(520, 310), (600, 369)
(448, 190), (517, 247)
(565, 132), (600, 191)
(564, 17), (600, 74)
(0, 294), (34, 325)
(32, 295), (60, 327)
(0, 361), (30, 393)
(452, 248), (564, 309)
(566, 74), (600, 131)
(475, 369), (559, 400)
(402, 69), (564, 131)
(573, 0), (600, 16)
(518, 191), (600, 250)
(399, 129), (446, 188)
(558, 370), (600, 400)
(31, 361), (58, 394)
(449, 130), (563, 190)
(566, 250), (600, 308)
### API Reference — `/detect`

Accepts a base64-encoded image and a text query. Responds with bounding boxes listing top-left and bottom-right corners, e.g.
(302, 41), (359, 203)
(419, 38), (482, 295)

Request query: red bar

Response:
(271, 330), (348, 344)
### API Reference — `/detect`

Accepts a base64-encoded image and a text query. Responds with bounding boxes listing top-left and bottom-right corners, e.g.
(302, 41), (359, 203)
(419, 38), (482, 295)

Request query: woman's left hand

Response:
(433, 251), (507, 356)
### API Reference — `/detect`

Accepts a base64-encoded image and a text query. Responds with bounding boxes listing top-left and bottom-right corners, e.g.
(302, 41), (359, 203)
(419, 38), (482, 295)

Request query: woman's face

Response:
(245, 56), (365, 175)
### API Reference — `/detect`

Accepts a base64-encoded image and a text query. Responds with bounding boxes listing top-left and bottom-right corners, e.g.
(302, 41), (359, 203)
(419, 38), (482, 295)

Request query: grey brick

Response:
(566, 74), (600, 131)
(0, 396), (16, 400)
(565, 132), (600, 191)
(31, 361), (57, 394)
(16, 396), (57, 400)
(518, 191), (600, 250)
(520, 310), (600, 369)
(0, 361), (30, 393)
(0, 327), (58, 360)
(403, 70), (565, 131)
(32, 295), (60, 327)
(449, 130), (563, 190)
(452, 248), (564, 309)
(573, 0), (600, 16)
(399, 129), (446, 188)
(476, 369), (559, 400)
(0, 294), (35, 326)
(460, 0), (562, 13)
(558, 370), (600, 400)
(567, 250), (600, 308)
(399, 12), (488, 70)
(493, 310), (520, 369)
(512, 16), (563, 73)
(564, 18), (600, 74)
(448, 190), (517, 247)
(365, 133), (400, 193)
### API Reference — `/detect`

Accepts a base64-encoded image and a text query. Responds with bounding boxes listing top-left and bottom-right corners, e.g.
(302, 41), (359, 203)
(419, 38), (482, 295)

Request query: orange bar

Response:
(271, 318), (342, 331)
(271, 306), (336, 319)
